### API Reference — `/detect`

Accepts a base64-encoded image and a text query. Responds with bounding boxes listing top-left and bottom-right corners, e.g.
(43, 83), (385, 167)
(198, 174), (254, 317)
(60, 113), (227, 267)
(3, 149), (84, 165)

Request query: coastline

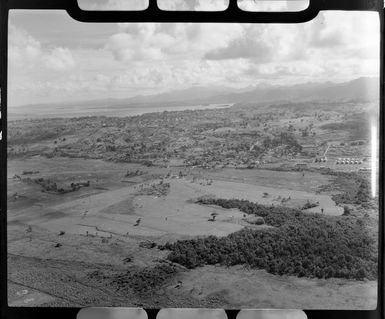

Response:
(8, 103), (233, 121)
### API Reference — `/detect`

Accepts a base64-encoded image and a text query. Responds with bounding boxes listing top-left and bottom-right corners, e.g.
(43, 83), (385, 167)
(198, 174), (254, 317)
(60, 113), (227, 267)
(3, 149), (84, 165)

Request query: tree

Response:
(343, 205), (351, 216)
(356, 268), (366, 279)
(210, 212), (219, 221)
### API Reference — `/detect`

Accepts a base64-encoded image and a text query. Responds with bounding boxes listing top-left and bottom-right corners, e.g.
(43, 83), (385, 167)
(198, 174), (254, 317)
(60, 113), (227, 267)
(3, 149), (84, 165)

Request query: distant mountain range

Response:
(107, 77), (380, 107)
(13, 77), (379, 111)
(120, 77), (377, 105)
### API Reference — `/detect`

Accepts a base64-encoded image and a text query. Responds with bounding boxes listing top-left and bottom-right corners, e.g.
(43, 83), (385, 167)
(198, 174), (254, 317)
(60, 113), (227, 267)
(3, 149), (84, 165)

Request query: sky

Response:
(8, 1), (380, 106)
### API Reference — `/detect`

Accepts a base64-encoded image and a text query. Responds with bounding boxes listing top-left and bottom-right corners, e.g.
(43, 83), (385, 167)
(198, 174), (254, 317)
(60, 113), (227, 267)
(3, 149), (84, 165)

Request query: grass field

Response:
(7, 156), (377, 308)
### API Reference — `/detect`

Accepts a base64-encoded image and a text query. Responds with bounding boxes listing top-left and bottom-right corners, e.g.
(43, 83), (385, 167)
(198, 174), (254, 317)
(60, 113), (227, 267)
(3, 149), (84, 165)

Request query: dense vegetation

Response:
(16, 175), (90, 194)
(332, 179), (372, 207)
(320, 113), (370, 140)
(136, 181), (170, 197)
(124, 169), (144, 178)
(111, 263), (179, 294)
(317, 171), (374, 209)
(160, 198), (377, 280)
(262, 132), (303, 154)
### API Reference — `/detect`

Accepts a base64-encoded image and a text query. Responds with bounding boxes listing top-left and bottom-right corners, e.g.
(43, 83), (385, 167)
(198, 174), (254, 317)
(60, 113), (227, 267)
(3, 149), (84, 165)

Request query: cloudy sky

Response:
(8, 1), (380, 106)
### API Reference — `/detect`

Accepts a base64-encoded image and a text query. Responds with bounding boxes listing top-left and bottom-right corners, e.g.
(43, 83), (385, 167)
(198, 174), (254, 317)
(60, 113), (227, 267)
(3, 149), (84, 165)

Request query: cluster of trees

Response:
(113, 263), (178, 294)
(124, 169), (144, 178)
(332, 178), (372, 207)
(350, 140), (366, 146)
(137, 181), (170, 197)
(299, 124), (315, 137)
(196, 197), (304, 227)
(22, 177), (90, 194)
(160, 198), (377, 280)
(301, 200), (319, 210)
(262, 132), (302, 154)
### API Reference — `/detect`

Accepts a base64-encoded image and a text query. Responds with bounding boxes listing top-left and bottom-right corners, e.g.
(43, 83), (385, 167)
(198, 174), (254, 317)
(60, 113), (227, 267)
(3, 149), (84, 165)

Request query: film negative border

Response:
(5, 0), (384, 22)
(0, 1), (384, 319)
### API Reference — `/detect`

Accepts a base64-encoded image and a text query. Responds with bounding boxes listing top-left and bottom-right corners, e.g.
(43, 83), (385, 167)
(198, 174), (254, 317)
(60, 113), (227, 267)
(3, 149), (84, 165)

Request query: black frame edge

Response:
(1, 1), (384, 319)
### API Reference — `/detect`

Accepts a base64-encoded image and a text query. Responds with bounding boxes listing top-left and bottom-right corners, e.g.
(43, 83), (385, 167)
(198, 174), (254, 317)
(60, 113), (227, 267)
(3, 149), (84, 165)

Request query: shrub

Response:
(244, 216), (265, 225)
(302, 200), (319, 210)
(343, 205), (351, 216)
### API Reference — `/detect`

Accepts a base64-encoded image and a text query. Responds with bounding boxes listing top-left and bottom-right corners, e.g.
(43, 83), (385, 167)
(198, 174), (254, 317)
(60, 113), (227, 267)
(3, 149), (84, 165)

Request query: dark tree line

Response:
(332, 178), (372, 207)
(159, 198), (377, 281)
(262, 132), (302, 154)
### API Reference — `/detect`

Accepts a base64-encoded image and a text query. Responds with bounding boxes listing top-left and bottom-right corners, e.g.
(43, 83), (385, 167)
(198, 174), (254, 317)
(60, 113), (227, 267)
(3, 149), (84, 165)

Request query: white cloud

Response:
(107, 23), (243, 62)
(45, 47), (75, 70)
(108, 32), (164, 61)
(9, 25), (76, 71)
(8, 25), (42, 67)
(204, 37), (272, 61)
